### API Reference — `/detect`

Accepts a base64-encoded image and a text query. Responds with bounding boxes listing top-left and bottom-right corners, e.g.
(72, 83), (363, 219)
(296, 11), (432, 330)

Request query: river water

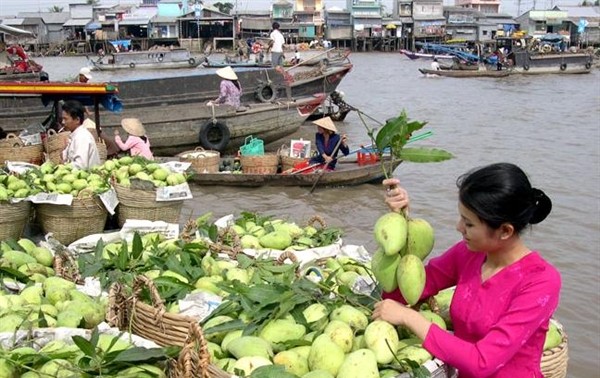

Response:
(33, 53), (600, 376)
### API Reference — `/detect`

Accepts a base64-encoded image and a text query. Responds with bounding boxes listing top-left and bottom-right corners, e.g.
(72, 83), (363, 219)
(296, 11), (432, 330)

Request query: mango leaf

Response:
(130, 232), (144, 260)
(72, 335), (97, 358)
(110, 347), (168, 363)
(250, 365), (298, 378)
(398, 147), (454, 163)
(202, 319), (246, 335)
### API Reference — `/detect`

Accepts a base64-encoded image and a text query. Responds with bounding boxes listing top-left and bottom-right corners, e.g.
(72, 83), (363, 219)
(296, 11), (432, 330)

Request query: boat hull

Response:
(418, 68), (510, 78)
(90, 49), (202, 71)
(0, 64), (352, 131)
(509, 52), (593, 75)
(401, 49), (454, 60)
(188, 159), (400, 187)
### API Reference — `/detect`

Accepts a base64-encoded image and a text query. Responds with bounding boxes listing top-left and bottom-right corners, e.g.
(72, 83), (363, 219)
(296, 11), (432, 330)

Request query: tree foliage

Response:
(87, 0), (100, 5)
(48, 5), (64, 12)
(214, 2), (234, 14)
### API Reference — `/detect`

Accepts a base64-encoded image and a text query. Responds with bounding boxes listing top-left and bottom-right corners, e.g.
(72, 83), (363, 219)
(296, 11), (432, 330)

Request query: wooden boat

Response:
(0, 63), (352, 131)
(187, 159), (401, 187)
(89, 48), (203, 71)
(496, 36), (593, 75)
(419, 68), (510, 78)
(0, 81), (326, 156)
(400, 49), (454, 60)
(306, 90), (353, 122)
(201, 57), (272, 69)
(0, 71), (46, 82)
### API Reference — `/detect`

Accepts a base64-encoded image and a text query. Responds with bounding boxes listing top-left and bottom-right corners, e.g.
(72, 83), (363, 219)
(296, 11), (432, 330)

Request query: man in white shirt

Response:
(269, 22), (285, 67)
(61, 100), (101, 170)
(431, 58), (441, 71)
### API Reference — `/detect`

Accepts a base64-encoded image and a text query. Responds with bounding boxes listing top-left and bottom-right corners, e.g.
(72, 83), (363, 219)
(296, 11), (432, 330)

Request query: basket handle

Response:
(132, 275), (167, 312)
(194, 146), (206, 152)
(47, 129), (57, 137)
(277, 250), (298, 265)
(306, 215), (327, 230)
(5, 133), (18, 140)
(106, 283), (128, 329)
(52, 250), (83, 284)
(174, 322), (211, 378)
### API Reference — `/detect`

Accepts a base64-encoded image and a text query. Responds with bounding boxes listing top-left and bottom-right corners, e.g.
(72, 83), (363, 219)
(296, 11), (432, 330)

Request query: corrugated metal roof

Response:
(119, 17), (151, 25)
(1, 18), (25, 26)
(17, 12), (70, 24)
(63, 18), (92, 26)
(0, 23), (34, 36)
(556, 6), (600, 18)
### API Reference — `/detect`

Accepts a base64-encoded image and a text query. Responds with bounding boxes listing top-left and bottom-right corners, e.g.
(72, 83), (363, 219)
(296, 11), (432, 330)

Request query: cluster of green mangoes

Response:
(29, 161), (109, 197)
(0, 334), (167, 378)
(371, 212), (435, 306)
(99, 156), (187, 188)
(0, 172), (40, 201)
(230, 216), (341, 252)
(0, 238), (107, 333)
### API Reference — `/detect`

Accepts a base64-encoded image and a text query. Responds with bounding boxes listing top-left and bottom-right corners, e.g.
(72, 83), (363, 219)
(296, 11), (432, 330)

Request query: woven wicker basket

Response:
(541, 328), (568, 378)
(0, 133), (44, 165)
(178, 147), (220, 174)
(35, 193), (108, 245)
(44, 129), (71, 164)
(97, 138), (107, 163)
(240, 153), (279, 174)
(0, 201), (31, 240)
(113, 182), (183, 227)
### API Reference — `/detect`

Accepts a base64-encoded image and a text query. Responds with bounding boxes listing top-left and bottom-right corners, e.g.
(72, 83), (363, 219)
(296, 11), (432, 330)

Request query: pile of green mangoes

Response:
(229, 213), (343, 252)
(0, 239), (107, 332)
(0, 173), (38, 200)
(98, 156), (187, 188)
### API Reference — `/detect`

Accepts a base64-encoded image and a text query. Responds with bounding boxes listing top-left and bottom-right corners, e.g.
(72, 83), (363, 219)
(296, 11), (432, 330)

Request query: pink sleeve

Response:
(382, 242), (465, 302)
(114, 135), (135, 151)
(423, 268), (561, 376)
(215, 81), (228, 104)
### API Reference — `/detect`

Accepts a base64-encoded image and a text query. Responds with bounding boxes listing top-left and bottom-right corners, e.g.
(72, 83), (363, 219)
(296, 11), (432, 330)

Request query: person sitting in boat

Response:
(431, 58), (441, 71)
(206, 66), (242, 109)
(309, 117), (349, 171)
(113, 118), (154, 160)
(60, 100), (101, 170)
(290, 47), (301, 65)
(78, 67), (92, 83)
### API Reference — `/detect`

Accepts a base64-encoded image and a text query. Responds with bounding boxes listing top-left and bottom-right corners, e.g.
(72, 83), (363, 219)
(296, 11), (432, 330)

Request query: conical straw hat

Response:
(312, 116), (337, 133)
(121, 118), (146, 137)
(215, 66), (238, 80)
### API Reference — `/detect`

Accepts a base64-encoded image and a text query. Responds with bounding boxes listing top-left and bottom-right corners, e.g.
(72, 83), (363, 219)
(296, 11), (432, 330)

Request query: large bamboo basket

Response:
(277, 144), (308, 172)
(0, 201), (31, 240)
(35, 192), (108, 245)
(239, 153), (279, 174)
(0, 133), (44, 165)
(113, 182), (183, 227)
(541, 323), (568, 378)
(178, 147), (220, 174)
(44, 129), (71, 164)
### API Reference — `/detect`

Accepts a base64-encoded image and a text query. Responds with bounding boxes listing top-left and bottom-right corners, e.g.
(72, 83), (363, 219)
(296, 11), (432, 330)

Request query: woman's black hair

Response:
(232, 80), (241, 91)
(61, 100), (85, 124)
(457, 162), (552, 233)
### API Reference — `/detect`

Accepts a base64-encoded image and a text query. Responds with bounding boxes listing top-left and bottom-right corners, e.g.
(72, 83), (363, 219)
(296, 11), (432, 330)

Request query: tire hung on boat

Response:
(199, 120), (230, 151)
(523, 64), (530, 71)
(255, 83), (277, 103)
(129, 62), (136, 69)
(560, 63), (567, 71)
(188, 58), (196, 65)
(157, 54), (164, 62)
(585, 62), (592, 69)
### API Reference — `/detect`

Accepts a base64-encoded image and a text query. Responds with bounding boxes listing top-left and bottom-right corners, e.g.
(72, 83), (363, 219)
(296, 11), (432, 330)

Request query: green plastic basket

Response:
(239, 136), (265, 156)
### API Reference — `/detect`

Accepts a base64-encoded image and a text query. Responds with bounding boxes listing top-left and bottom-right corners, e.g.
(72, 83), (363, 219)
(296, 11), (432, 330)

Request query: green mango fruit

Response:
(374, 212), (408, 255)
(397, 254), (426, 306)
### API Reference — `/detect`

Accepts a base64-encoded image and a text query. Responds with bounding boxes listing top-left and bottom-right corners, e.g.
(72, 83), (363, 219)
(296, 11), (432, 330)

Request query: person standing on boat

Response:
(78, 67), (92, 83)
(60, 100), (101, 170)
(114, 118), (154, 160)
(375, 163), (560, 377)
(309, 117), (349, 171)
(269, 22), (285, 67)
(206, 66), (242, 109)
(431, 58), (441, 71)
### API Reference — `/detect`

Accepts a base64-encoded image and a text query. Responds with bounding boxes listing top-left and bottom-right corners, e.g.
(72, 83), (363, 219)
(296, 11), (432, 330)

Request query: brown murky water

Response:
(37, 53), (600, 376)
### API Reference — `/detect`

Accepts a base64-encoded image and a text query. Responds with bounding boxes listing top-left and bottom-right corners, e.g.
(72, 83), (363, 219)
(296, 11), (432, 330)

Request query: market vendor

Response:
(375, 163), (560, 377)
(206, 66), (242, 109)
(114, 118), (153, 160)
(61, 100), (101, 170)
(309, 117), (349, 170)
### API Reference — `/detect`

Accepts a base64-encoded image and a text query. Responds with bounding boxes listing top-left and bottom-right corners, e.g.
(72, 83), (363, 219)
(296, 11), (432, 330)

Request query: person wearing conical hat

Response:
(308, 116), (349, 171)
(206, 66), (242, 109)
(113, 118), (154, 160)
